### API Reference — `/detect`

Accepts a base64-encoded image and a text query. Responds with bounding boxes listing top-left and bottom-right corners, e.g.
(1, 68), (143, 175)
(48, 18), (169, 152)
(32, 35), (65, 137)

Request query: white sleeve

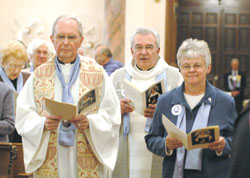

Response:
(85, 72), (121, 171)
(15, 74), (50, 173)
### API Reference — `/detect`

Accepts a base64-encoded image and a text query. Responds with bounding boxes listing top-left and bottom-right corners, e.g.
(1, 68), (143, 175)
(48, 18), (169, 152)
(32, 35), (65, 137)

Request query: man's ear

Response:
(50, 35), (54, 44)
(79, 36), (84, 46)
(131, 48), (134, 55)
(157, 47), (160, 54)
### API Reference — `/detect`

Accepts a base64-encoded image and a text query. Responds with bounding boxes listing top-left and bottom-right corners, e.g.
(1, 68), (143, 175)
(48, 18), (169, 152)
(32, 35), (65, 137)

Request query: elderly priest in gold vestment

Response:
(15, 15), (121, 178)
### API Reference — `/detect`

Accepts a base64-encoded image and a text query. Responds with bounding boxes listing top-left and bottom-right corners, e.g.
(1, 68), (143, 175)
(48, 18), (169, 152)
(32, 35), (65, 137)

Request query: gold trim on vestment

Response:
(34, 59), (103, 177)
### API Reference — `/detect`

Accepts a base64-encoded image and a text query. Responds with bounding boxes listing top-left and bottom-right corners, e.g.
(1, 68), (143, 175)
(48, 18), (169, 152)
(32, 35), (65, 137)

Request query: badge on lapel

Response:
(171, 104), (182, 116)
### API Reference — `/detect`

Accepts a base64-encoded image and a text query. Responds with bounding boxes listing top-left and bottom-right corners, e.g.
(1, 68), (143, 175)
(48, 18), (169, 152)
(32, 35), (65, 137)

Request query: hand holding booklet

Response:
(44, 88), (99, 120)
(162, 114), (219, 150)
(123, 79), (165, 115)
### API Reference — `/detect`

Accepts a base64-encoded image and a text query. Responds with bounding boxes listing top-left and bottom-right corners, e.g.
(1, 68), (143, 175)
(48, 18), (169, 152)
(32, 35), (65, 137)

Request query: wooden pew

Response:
(12, 143), (33, 178)
(0, 142), (15, 178)
(0, 142), (33, 178)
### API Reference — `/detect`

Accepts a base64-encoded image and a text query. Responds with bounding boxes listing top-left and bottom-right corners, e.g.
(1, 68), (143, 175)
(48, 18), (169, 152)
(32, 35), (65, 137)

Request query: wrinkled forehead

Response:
(180, 56), (206, 64)
(5, 55), (26, 64)
(54, 18), (81, 36)
(133, 34), (157, 46)
(35, 44), (48, 51)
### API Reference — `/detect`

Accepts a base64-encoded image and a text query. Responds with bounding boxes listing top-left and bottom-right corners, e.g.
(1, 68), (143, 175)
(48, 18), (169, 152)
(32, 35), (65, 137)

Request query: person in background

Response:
(224, 58), (246, 114)
(228, 101), (250, 178)
(77, 44), (84, 56)
(24, 39), (52, 72)
(0, 40), (30, 143)
(145, 38), (237, 178)
(15, 15), (120, 178)
(0, 82), (15, 142)
(94, 44), (123, 76)
(110, 27), (183, 178)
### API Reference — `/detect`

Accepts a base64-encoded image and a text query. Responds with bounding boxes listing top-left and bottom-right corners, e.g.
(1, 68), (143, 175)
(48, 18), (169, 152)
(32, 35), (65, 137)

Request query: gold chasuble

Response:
(33, 58), (104, 177)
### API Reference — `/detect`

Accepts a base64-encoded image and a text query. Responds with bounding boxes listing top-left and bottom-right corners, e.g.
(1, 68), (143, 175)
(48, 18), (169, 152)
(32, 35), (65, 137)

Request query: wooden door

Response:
(176, 0), (250, 98)
(177, 7), (221, 83)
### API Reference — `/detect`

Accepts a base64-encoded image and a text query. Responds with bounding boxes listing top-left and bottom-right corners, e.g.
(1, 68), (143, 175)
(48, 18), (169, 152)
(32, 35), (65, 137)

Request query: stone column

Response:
(104, 0), (126, 63)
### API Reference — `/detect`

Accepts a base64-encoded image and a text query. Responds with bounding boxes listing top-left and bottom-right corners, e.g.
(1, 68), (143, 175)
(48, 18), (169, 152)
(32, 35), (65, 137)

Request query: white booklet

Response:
(162, 114), (220, 150)
(44, 88), (99, 120)
(123, 79), (165, 115)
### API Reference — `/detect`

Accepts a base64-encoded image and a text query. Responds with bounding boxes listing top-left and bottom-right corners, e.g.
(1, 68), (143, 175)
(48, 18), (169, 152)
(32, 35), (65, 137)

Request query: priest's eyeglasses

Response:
(134, 45), (155, 53)
(55, 34), (80, 43)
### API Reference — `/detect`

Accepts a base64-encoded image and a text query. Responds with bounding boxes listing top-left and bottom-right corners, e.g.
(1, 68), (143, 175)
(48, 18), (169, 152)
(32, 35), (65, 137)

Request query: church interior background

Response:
(0, 0), (249, 100)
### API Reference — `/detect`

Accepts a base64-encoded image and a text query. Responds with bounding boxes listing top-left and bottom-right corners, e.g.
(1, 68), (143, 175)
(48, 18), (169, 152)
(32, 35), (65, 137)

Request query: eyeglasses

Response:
(180, 63), (204, 71)
(35, 50), (48, 56)
(54, 34), (80, 43)
(134, 45), (155, 53)
(7, 63), (25, 70)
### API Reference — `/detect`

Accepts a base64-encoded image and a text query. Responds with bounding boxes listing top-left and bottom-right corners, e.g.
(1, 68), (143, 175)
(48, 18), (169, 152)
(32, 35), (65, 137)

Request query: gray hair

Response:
(176, 38), (211, 67)
(95, 44), (112, 58)
(51, 15), (83, 37)
(130, 27), (160, 48)
(27, 39), (51, 59)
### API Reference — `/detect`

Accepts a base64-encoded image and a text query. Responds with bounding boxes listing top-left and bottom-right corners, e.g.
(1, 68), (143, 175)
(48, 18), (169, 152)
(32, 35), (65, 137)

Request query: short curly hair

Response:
(176, 38), (211, 68)
(0, 40), (28, 66)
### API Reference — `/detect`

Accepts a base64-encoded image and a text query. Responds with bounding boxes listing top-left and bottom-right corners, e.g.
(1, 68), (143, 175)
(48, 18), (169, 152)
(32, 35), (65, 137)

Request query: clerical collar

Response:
(136, 64), (154, 71)
(58, 58), (76, 65)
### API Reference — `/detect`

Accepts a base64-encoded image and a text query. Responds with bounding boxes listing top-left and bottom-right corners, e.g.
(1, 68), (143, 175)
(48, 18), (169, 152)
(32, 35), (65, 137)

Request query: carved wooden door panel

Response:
(177, 7), (221, 84)
(221, 9), (250, 97)
(177, 3), (250, 98)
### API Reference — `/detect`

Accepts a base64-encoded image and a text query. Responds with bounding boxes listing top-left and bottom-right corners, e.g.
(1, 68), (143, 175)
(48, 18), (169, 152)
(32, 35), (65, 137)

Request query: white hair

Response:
(51, 15), (83, 37)
(130, 27), (160, 48)
(27, 39), (52, 59)
(176, 38), (211, 67)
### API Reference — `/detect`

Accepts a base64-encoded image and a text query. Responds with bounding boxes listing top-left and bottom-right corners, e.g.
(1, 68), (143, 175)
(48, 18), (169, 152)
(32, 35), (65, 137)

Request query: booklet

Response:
(123, 79), (165, 115)
(44, 88), (99, 120)
(162, 114), (220, 150)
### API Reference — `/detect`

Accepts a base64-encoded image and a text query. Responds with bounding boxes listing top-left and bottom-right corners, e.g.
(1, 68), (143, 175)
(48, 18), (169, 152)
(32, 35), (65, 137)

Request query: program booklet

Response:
(44, 88), (99, 120)
(162, 114), (220, 150)
(123, 79), (165, 115)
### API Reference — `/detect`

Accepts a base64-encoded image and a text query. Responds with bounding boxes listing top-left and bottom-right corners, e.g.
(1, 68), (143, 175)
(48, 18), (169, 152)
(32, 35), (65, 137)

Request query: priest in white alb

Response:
(15, 15), (121, 178)
(110, 27), (183, 178)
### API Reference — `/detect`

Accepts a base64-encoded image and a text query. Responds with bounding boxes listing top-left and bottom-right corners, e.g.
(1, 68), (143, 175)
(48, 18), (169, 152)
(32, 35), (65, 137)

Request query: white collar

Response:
(125, 55), (169, 80)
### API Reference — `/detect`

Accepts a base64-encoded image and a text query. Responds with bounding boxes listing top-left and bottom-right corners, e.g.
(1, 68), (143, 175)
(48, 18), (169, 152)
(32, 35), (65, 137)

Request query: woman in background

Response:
(0, 40), (30, 142)
(0, 82), (15, 142)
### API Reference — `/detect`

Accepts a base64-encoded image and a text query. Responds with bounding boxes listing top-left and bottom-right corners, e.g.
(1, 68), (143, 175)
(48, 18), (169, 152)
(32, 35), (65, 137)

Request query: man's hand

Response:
(71, 114), (89, 130)
(231, 90), (240, 97)
(120, 98), (134, 115)
(144, 104), (157, 118)
(44, 113), (61, 131)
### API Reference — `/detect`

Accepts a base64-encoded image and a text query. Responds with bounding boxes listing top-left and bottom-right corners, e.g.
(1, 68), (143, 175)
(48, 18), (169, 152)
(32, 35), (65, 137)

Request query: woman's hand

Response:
(165, 136), (183, 150)
(207, 136), (225, 152)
